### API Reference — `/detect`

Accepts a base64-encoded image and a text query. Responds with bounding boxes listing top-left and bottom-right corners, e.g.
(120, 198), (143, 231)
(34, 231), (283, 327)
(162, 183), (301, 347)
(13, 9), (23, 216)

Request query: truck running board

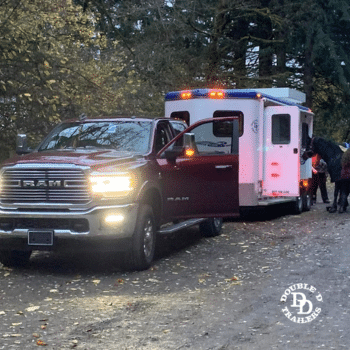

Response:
(157, 218), (207, 235)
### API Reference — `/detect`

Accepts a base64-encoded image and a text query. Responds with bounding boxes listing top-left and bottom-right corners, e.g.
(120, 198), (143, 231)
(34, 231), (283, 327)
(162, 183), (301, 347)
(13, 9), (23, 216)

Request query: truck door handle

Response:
(215, 165), (233, 170)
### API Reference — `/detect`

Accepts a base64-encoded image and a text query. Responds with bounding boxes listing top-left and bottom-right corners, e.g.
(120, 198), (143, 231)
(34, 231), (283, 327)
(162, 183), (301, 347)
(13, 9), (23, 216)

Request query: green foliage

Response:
(1, 0), (350, 161)
(0, 0), (148, 160)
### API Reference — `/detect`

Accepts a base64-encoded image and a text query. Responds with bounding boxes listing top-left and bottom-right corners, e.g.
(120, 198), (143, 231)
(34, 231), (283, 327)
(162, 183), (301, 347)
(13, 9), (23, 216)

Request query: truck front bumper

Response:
(0, 203), (139, 252)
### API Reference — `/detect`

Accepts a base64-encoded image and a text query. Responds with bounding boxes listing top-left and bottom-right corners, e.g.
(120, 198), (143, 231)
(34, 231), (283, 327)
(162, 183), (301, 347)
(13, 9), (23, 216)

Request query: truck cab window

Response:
(193, 122), (233, 155)
(155, 124), (172, 152)
(272, 114), (291, 144)
(170, 121), (187, 136)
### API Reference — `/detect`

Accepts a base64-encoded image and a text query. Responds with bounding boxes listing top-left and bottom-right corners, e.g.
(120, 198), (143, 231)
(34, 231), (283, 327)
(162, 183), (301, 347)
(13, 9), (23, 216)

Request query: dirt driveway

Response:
(1, 192), (349, 349)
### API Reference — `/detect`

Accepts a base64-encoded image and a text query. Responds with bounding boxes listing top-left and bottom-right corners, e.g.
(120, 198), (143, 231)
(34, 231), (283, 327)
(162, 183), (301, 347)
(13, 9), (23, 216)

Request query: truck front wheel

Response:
(200, 218), (223, 237)
(127, 204), (156, 271)
(0, 250), (32, 267)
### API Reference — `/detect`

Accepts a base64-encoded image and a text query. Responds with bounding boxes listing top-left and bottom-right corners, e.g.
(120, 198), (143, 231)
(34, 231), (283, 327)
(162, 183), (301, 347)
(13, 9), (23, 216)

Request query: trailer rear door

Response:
(263, 106), (300, 197)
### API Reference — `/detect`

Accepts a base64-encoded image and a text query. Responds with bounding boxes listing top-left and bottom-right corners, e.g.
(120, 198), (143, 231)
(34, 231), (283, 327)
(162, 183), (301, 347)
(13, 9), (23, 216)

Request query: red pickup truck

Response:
(0, 116), (239, 270)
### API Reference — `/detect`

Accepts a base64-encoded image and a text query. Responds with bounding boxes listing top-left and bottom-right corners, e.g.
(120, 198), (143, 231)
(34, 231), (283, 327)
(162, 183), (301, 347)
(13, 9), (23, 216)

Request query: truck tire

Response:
(200, 218), (223, 237)
(127, 204), (156, 271)
(0, 250), (32, 267)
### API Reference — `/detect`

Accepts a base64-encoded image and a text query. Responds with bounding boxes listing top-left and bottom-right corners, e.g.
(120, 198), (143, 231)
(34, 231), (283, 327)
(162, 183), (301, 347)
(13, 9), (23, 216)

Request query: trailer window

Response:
(213, 111), (243, 136)
(272, 114), (290, 144)
(170, 111), (190, 125)
(302, 122), (309, 147)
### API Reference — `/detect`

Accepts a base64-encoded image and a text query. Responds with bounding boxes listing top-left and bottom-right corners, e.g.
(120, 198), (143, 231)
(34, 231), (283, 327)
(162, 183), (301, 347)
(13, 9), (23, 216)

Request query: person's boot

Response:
(328, 204), (337, 213)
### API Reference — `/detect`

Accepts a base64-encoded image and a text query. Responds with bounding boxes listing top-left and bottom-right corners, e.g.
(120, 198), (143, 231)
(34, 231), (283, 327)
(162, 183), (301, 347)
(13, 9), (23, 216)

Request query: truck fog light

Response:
(104, 214), (124, 225)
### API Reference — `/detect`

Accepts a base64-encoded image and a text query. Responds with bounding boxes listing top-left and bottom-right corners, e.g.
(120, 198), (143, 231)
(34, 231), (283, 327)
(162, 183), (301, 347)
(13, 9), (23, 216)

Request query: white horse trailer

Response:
(165, 88), (313, 213)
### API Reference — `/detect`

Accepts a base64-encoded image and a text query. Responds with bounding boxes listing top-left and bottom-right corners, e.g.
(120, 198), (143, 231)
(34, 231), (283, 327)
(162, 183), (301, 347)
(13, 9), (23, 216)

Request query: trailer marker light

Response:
(181, 91), (192, 99)
(209, 90), (224, 99)
(271, 173), (280, 178)
(256, 93), (262, 99)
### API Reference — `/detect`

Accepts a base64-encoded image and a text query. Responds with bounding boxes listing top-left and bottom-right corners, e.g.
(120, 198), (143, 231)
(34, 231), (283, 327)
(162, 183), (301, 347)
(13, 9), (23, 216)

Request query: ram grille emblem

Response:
(14, 179), (73, 188)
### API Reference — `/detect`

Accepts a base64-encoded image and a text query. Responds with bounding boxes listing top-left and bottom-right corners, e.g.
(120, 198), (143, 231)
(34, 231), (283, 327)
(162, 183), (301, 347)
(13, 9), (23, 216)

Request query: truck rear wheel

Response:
(127, 204), (156, 271)
(200, 218), (223, 237)
(0, 250), (32, 267)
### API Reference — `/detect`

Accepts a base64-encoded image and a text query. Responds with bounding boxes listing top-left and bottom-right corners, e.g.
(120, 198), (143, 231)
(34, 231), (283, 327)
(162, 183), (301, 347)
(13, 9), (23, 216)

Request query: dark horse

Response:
(302, 136), (343, 212)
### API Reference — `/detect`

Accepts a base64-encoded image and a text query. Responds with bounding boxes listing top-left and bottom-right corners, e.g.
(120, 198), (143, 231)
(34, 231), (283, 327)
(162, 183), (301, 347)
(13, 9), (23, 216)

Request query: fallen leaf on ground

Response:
(26, 306), (40, 312)
(225, 276), (239, 281)
(36, 339), (47, 346)
(147, 278), (160, 283)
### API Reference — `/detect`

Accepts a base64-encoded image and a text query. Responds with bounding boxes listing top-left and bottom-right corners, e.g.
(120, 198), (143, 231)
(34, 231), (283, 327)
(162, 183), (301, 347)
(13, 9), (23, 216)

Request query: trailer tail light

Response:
(209, 90), (224, 99)
(300, 179), (309, 188)
(181, 91), (192, 99)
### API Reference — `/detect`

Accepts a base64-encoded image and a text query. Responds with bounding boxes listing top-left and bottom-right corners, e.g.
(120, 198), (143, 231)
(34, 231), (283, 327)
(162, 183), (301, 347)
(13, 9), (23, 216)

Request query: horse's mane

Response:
(313, 137), (343, 182)
(313, 137), (343, 157)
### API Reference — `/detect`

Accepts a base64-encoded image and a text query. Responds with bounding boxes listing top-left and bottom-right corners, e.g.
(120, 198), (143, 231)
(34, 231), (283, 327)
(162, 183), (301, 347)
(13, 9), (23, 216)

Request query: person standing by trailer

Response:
(311, 154), (330, 204)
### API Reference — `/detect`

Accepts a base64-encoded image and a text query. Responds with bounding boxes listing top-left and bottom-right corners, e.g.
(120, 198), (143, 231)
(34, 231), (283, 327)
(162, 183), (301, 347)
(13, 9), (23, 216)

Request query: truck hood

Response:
(0, 149), (144, 171)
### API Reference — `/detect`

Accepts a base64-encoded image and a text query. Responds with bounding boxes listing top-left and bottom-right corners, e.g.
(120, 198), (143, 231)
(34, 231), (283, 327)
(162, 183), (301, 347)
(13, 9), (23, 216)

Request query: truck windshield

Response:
(38, 121), (153, 154)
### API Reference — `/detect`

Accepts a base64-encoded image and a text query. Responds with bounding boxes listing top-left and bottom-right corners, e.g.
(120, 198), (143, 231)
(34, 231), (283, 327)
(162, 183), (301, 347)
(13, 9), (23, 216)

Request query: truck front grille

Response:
(0, 168), (91, 205)
(0, 217), (89, 233)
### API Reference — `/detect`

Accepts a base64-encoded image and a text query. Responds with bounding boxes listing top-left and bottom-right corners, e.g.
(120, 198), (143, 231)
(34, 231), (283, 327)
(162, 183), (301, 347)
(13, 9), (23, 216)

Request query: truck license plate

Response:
(28, 231), (54, 246)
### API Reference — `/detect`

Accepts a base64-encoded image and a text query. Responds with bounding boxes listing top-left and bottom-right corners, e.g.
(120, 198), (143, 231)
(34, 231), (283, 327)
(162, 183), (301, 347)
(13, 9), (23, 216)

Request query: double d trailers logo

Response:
(280, 283), (323, 323)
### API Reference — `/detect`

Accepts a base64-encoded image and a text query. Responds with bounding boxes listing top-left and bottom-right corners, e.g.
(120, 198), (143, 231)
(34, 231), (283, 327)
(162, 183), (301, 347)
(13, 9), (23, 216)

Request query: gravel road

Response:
(1, 193), (349, 349)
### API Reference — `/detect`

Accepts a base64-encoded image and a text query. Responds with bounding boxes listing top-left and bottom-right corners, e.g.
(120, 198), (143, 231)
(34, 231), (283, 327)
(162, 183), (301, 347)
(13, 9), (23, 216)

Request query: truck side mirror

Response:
(16, 134), (31, 155)
(164, 133), (197, 162)
(183, 133), (196, 150)
(164, 147), (184, 162)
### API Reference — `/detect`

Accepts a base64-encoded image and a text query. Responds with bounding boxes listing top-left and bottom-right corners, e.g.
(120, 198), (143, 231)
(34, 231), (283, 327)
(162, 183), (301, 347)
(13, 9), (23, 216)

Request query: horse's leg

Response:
(338, 180), (350, 213)
(328, 181), (339, 213)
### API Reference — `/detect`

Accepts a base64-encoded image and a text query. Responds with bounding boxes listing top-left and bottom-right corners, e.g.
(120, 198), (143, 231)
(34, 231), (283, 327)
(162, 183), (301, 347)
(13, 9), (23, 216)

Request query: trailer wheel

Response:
(292, 196), (303, 214)
(0, 250), (32, 267)
(200, 218), (223, 237)
(126, 204), (156, 271)
(302, 194), (311, 211)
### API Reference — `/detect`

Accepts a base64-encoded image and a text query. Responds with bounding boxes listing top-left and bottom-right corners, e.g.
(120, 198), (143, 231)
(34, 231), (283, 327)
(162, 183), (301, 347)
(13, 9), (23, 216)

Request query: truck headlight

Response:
(89, 172), (134, 198)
